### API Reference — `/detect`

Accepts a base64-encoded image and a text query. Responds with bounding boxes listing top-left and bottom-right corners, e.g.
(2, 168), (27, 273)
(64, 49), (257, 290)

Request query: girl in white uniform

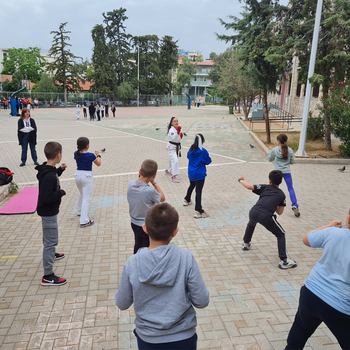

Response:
(76, 103), (81, 119)
(166, 117), (183, 183)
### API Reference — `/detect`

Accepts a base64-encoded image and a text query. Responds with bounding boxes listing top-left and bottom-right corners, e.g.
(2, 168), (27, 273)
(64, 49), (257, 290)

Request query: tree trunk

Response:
(324, 111), (332, 150)
(262, 89), (271, 144)
(238, 99), (241, 113)
(243, 100), (249, 120)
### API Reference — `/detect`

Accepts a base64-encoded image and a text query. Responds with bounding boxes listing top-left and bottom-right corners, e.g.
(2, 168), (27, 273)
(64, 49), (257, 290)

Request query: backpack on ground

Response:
(0, 168), (14, 186)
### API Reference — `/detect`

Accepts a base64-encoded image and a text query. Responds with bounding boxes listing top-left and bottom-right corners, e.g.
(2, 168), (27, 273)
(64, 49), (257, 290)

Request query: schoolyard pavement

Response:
(0, 105), (348, 349)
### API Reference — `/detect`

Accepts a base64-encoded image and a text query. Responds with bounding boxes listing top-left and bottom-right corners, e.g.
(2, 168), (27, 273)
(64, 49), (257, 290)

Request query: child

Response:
(127, 159), (165, 253)
(74, 137), (101, 228)
(36, 142), (67, 286)
(166, 117), (183, 183)
(268, 134), (300, 217)
(76, 103), (81, 120)
(285, 213), (350, 349)
(115, 203), (210, 349)
(238, 170), (297, 269)
(184, 134), (212, 219)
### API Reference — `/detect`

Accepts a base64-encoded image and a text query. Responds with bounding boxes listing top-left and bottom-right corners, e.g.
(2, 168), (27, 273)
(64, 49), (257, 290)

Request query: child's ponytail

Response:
(76, 137), (89, 158)
(277, 134), (288, 160)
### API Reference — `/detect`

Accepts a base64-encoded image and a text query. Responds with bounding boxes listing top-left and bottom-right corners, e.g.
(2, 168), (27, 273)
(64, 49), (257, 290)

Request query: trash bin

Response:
(229, 106), (234, 114)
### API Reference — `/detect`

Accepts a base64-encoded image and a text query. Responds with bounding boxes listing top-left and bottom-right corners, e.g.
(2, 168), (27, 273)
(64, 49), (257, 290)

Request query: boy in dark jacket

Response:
(238, 170), (297, 269)
(36, 142), (67, 286)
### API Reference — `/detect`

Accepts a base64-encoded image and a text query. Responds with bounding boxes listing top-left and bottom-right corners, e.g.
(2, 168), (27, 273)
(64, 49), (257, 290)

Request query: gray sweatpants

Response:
(41, 215), (58, 276)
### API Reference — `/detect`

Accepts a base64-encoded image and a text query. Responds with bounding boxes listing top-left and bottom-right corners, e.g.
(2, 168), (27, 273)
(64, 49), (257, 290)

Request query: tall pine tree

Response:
(47, 22), (83, 106)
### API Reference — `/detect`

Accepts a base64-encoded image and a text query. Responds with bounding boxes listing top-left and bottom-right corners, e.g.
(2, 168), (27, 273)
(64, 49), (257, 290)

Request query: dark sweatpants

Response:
(134, 330), (197, 350)
(131, 223), (149, 254)
(243, 208), (287, 260)
(184, 179), (205, 213)
(285, 286), (350, 350)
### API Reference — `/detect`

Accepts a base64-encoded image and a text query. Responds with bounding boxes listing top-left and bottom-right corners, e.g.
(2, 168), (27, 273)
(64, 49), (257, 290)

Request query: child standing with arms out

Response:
(238, 170), (297, 269)
(268, 134), (300, 217)
(184, 134), (212, 219)
(74, 137), (101, 228)
(76, 103), (81, 120)
(116, 203), (209, 349)
(127, 159), (165, 253)
(36, 142), (67, 286)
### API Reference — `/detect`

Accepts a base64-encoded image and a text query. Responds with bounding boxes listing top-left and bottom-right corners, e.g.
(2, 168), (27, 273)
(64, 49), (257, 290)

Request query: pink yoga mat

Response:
(0, 187), (39, 215)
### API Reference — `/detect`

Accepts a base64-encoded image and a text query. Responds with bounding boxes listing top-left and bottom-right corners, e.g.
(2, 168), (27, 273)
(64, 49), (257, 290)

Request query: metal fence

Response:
(0, 91), (198, 108)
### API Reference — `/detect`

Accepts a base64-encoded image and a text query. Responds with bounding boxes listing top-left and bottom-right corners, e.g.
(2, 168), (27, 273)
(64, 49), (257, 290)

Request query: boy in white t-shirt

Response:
(285, 212), (350, 349)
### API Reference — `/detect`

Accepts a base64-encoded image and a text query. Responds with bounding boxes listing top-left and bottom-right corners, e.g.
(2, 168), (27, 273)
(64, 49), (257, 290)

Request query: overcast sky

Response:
(1, 0), (289, 61)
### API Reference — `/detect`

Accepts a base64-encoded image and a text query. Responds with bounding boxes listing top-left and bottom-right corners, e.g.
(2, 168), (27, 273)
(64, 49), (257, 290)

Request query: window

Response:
(312, 84), (320, 98)
(296, 83), (302, 97)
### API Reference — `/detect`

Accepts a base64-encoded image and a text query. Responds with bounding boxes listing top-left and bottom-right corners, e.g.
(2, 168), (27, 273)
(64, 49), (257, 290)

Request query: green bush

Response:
(306, 112), (324, 141)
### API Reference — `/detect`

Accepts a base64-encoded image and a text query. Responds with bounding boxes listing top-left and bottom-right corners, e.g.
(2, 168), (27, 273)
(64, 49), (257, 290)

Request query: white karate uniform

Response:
(166, 126), (181, 176)
(74, 170), (93, 225)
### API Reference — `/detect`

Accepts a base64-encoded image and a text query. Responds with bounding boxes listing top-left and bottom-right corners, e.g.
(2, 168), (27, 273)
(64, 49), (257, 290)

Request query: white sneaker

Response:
(171, 176), (179, 183)
(279, 259), (297, 270)
(194, 211), (209, 219)
(242, 242), (251, 251)
(183, 200), (192, 206)
(292, 207), (300, 217)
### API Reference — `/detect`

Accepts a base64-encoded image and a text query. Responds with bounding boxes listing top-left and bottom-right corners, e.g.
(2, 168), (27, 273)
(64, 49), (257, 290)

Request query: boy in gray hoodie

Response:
(115, 203), (209, 349)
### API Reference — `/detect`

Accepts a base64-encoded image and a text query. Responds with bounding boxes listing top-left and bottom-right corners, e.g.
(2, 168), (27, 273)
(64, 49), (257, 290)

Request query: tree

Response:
(209, 52), (217, 61)
(103, 8), (133, 85)
(174, 56), (196, 95)
(47, 22), (83, 106)
(268, 0), (350, 150)
(91, 24), (118, 94)
(1, 47), (46, 83)
(217, 0), (288, 143)
(32, 73), (59, 92)
(118, 81), (135, 100)
(2, 72), (22, 92)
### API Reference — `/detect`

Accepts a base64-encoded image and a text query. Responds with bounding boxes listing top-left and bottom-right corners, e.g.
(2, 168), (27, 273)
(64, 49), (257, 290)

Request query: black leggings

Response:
(83, 108), (87, 118)
(131, 223), (149, 254)
(184, 179), (205, 213)
(285, 286), (350, 349)
(243, 209), (287, 260)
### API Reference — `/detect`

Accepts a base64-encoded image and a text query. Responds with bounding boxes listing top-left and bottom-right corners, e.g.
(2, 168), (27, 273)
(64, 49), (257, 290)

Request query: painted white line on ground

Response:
(0, 135), (136, 144)
(16, 161), (246, 186)
(80, 121), (247, 163)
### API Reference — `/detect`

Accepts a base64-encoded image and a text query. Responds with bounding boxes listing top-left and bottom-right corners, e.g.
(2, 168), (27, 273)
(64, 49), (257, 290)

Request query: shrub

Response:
(8, 182), (19, 194)
(306, 111), (324, 141)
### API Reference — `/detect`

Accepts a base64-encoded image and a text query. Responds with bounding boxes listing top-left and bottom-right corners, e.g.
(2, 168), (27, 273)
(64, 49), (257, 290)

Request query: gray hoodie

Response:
(115, 243), (209, 344)
(268, 146), (295, 174)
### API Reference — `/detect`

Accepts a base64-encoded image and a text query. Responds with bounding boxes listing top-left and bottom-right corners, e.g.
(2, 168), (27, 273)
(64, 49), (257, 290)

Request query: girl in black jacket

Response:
(17, 108), (39, 166)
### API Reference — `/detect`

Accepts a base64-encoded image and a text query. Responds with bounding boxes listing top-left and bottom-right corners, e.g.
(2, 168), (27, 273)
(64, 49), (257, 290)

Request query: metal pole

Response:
(137, 45), (139, 107)
(295, 0), (323, 157)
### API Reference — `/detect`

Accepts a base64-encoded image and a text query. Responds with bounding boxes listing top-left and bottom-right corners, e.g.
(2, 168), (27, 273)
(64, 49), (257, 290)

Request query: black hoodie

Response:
(36, 163), (66, 216)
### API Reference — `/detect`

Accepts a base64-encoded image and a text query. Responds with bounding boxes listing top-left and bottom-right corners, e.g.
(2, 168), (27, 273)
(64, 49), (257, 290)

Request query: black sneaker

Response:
(54, 253), (65, 261)
(80, 220), (94, 228)
(20, 163), (26, 167)
(41, 274), (67, 286)
(34, 162), (40, 166)
(242, 242), (251, 251)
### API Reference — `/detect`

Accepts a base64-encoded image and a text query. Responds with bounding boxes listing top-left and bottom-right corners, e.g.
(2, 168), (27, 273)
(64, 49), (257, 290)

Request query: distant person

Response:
(36, 141), (67, 286)
(22, 97), (28, 109)
(76, 103), (81, 120)
(105, 101), (109, 117)
(115, 203), (210, 350)
(268, 134), (300, 217)
(2, 97), (7, 110)
(88, 102), (95, 121)
(96, 102), (101, 121)
(28, 97), (33, 110)
(127, 159), (165, 253)
(111, 102), (116, 117)
(100, 102), (104, 118)
(284, 214), (350, 349)
(34, 98), (39, 109)
(17, 108), (39, 167)
(82, 102), (87, 119)
(238, 170), (297, 269)
(184, 134), (212, 219)
(170, 99), (172, 106)
(74, 137), (101, 228)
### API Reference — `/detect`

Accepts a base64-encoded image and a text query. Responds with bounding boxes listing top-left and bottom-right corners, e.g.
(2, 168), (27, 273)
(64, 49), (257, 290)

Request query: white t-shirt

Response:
(20, 118), (34, 133)
(76, 104), (81, 111)
(167, 126), (182, 151)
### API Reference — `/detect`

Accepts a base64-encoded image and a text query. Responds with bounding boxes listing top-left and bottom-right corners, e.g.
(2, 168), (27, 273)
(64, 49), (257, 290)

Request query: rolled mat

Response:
(0, 187), (38, 215)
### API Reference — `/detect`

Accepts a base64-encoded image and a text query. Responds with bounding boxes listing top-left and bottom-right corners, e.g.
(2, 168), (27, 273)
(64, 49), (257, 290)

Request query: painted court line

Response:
(80, 121), (247, 163)
(17, 162), (244, 185)
(1, 256), (18, 259)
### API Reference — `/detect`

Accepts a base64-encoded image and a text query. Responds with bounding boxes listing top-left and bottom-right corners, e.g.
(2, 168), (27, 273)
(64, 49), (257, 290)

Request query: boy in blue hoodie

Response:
(183, 134), (212, 219)
(115, 203), (209, 349)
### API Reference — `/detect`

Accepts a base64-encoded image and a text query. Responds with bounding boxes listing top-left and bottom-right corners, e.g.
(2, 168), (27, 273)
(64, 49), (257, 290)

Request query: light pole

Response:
(295, 0), (323, 157)
(137, 45), (139, 107)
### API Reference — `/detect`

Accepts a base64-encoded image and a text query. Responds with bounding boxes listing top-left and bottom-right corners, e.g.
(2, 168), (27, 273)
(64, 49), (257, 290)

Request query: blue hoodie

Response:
(187, 147), (212, 181)
(115, 244), (209, 343)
